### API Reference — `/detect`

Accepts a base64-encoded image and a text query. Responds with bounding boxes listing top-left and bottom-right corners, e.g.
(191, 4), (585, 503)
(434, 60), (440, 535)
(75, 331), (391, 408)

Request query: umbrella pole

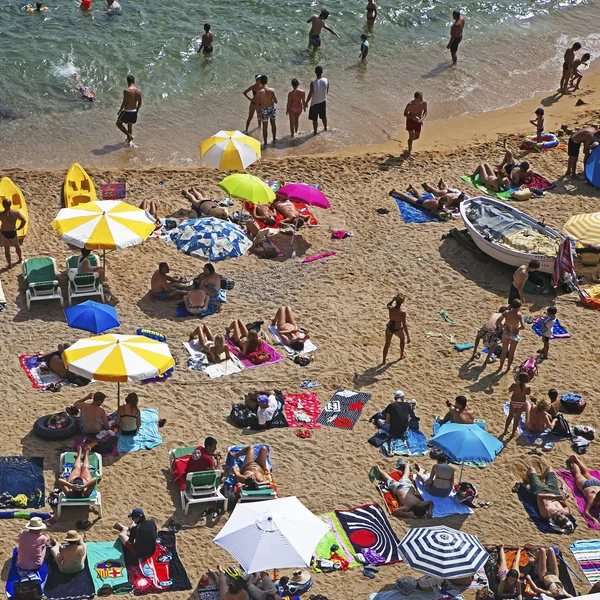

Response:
(459, 463), (464, 483)
(117, 382), (121, 410)
(103, 249), (106, 270)
(290, 216), (300, 259)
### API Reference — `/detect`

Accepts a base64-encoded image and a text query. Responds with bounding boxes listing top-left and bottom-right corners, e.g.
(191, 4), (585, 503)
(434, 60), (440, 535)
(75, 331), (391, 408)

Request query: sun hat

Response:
(128, 508), (144, 519)
(26, 517), (46, 531)
(65, 530), (82, 542)
(291, 570), (311, 585)
(394, 390), (405, 399)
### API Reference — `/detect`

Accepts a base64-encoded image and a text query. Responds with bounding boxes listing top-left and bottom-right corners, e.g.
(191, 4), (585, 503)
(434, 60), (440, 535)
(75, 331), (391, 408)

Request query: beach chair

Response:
(65, 254), (104, 305)
(22, 257), (63, 310)
(226, 445), (278, 504)
(56, 452), (102, 519)
(169, 448), (228, 515)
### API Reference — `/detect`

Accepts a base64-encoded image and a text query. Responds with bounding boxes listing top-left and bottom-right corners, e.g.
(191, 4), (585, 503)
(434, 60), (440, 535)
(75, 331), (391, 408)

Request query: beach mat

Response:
(45, 554), (95, 600)
(73, 432), (119, 456)
(391, 192), (439, 223)
(313, 512), (361, 572)
(198, 588), (220, 600)
(528, 173), (555, 190)
(316, 390), (371, 430)
(117, 408), (163, 453)
(532, 317), (570, 339)
(558, 469), (600, 529)
(381, 429), (428, 457)
(183, 341), (244, 378)
(20, 354), (68, 390)
(224, 339), (284, 369)
(570, 539), (600, 584)
(516, 483), (577, 534)
(6, 548), (48, 599)
(335, 503), (401, 565)
(461, 174), (513, 199)
(0, 456), (45, 508)
(123, 530), (191, 595)
(283, 392), (321, 429)
(242, 199), (318, 229)
(86, 540), (129, 593)
(502, 402), (562, 445)
(413, 476), (473, 518)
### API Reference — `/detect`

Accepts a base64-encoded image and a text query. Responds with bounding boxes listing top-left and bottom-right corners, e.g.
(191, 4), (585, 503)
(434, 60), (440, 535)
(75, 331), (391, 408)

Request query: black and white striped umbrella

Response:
(399, 526), (488, 579)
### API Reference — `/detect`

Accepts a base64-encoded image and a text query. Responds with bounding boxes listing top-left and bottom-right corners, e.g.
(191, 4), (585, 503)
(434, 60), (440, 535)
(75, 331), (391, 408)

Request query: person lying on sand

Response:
(57, 447), (98, 499)
(438, 395), (475, 425)
(382, 293), (410, 363)
(184, 279), (210, 315)
(421, 179), (466, 210)
(181, 188), (229, 220)
(150, 262), (188, 300)
(497, 545), (523, 600)
(231, 445), (270, 484)
(567, 454), (600, 528)
(525, 397), (553, 433)
(469, 306), (507, 365)
(139, 199), (161, 230)
(251, 202), (278, 226)
(189, 324), (231, 364)
(389, 186), (450, 220)
(272, 196), (305, 227)
(226, 320), (264, 356)
(496, 140), (533, 186)
(246, 222), (279, 259)
(370, 463), (432, 519)
(472, 162), (509, 192)
(526, 547), (573, 598)
(525, 466), (572, 531)
(271, 305), (309, 351)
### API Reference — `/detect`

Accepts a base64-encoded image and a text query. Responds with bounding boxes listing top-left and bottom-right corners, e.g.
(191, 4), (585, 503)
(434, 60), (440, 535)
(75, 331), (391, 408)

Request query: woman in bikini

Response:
(227, 320), (263, 356)
(181, 188), (229, 220)
(189, 324), (231, 364)
(415, 457), (455, 497)
(472, 163), (510, 192)
(57, 447), (97, 498)
(497, 546), (523, 600)
(243, 75), (262, 134)
(115, 393), (141, 436)
(526, 548), (572, 599)
(184, 279), (210, 315)
(502, 372), (531, 439)
(231, 444), (269, 484)
(382, 294), (410, 364)
(272, 306), (309, 351)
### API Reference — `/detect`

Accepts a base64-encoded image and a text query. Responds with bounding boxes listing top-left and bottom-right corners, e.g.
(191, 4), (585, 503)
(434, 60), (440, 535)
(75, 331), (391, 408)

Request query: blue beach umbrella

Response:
(169, 217), (252, 262)
(64, 300), (120, 334)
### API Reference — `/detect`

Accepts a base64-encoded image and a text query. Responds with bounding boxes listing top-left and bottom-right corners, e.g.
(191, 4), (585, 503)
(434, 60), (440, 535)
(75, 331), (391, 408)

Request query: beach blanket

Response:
(225, 445), (273, 487)
(392, 192), (440, 223)
(461, 174), (513, 199)
(6, 548), (48, 598)
(502, 402), (562, 445)
(45, 554), (95, 600)
(20, 354), (68, 389)
(0, 279), (6, 305)
(122, 531), (191, 595)
(183, 341), (244, 378)
(414, 476), (473, 518)
(381, 429), (428, 457)
(0, 511), (51, 520)
(268, 325), (318, 354)
(242, 199), (319, 229)
(224, 339), (284, 369)
(117, 408), (162, 453)
(532, 317), (570, 339)
(527, 173), (555, 190)
(86, 541), (129, 593)
(432, 420), (488, 468)
(368, 590), (463, 600)
(570, 539), (600, 584)
(283, 393), (321, 429)
(377, 470), (403, 515)
(516, 484), (577, 534)
(175, 289), (227, 318)
(316, 390), (371, 430)
(198, 588), (220, 600)
(335, 503), (401, 565)
(558, 469), (600, 529)
(313, 512), (361, 571)
(0, 456), (44, 508)
(73, 432), (119, 456)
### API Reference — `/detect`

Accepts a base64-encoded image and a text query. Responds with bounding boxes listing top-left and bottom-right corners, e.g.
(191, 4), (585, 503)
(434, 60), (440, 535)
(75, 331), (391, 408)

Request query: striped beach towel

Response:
(571, 539), (600, 584)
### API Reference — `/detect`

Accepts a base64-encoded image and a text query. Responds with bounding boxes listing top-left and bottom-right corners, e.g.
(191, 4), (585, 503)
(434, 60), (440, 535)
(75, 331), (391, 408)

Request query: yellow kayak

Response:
(0, 177), (29, 240)
(64, 162), (97, 208)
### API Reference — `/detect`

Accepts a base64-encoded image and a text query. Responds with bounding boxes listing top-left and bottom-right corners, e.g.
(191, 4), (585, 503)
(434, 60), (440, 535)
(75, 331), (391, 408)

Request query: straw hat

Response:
(290, 570), (311, 585)
(26, 517), (46, 531)
(65, 530), (81, 543)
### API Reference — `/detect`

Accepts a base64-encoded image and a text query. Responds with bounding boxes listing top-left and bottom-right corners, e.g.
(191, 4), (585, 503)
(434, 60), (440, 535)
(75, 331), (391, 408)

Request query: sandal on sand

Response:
(158, 418), (167, 428)
(362, 568), (376, 579)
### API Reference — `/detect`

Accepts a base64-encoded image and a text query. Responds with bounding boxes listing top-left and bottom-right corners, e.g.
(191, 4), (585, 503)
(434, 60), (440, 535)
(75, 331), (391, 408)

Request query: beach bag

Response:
(573, 426), (595, 440)
(229, 404), (257, 429)
(511, 188), (532, 201)
(454, 481), (478, 508)
(13, 580), (42, 600)
(552, 414), (571, 438)
(247, 350), (270, 365)
(560, 393), (586, 414)
(516, 357), (537, 382)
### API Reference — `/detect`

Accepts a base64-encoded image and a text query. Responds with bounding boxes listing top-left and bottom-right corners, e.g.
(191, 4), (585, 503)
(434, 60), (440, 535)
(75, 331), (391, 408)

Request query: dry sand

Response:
(1, 95), (600, 600)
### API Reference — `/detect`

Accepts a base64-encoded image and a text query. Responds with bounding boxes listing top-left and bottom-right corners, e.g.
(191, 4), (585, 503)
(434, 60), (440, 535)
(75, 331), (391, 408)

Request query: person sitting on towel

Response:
(525, 465), (573, 532)
(189, 324), (231, 364)
(227, 319), (265, 356)
(414, 458), (455, 497)
(184, 279), (210, 315)
(273, 196), (305, 227)
(58, 447), (98, 498)
(271, 305), (309, 351)
(567, 454), (600, 528)
(388, 186), (453, 220)
(114, 508), (158, 560)
(49, 530), (87, 574)
(185, 437), (221, 476)
(196, 263), (222, 298)
(231, 445), (270, 484)
(525, 547), (573, 599)
(376, 390), (414, 438)
(115, 392), (141, 436)
(438, 395), (475, 425)
(525, 397), (553, 432)
(17, 517), (49, 571)
(150, 262), (188, 300)
(75, 391), (110, 435)
(372, 463), (432, 519)
(181, 187), (229, 220)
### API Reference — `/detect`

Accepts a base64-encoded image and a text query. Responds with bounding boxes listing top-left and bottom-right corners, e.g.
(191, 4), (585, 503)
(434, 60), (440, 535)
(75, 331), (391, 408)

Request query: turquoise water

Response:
(2, 0), (600, 167)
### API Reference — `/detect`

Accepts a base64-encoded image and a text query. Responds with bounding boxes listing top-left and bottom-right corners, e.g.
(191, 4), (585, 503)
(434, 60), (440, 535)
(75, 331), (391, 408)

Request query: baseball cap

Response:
(394, 390), (405, 399)
(128, 508), (145, 519)
(257, 394), (269, 404)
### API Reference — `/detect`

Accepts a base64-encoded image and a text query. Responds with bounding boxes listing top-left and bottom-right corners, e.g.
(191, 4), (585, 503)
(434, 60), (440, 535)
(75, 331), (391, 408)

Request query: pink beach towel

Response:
(73, 432), (119, 456)
(283, 393), (322, 428)
(224, 340), (284, 369)
(558, 469), (600, 529)
(302, 252), (336, 263)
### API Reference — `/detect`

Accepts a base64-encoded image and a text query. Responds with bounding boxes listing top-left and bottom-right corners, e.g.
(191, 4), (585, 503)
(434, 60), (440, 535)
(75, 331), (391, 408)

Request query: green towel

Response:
(461, 175), (512, 200)
(86, 541), (128, 592)
(314, 513), (361, 571)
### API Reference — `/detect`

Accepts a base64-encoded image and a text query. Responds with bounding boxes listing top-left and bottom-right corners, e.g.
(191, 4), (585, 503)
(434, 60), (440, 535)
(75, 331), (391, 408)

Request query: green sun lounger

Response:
(66, 254), (104, 305)
(22, 257), (63, 309)
(57, 451), (103, 518)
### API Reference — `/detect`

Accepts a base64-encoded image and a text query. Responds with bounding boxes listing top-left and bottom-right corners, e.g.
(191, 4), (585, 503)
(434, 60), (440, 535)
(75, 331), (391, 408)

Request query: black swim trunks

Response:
(450, 35), (462, 54)
(118, 110), (137, 124)
(568, 137), (581, 158)
(505, 163), (516, 176)
(563, 61), (571, 71)
(203, 46), (213, 53)
(1, 230), (17, 240)
(308, 101), (326, 121)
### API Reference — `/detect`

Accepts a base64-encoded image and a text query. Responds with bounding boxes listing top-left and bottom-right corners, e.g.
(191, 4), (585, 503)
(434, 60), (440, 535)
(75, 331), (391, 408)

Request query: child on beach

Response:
(570, 53), (591, 90)
(502, 372), (530, 439)
(286, 79), (305, 138)
(538, 306), (557, 359)
(530, 108), (544, 142)
(360, 35), (369, 60)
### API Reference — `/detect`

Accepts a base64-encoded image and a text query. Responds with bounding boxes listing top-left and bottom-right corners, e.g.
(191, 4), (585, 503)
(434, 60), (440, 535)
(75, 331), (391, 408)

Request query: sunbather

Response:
(372, 463), (433, 519)
(272, 305), (309, 351)
(115, 392), (141, 436)
(189, 324), (231, 363)
(196, 263), (222, 298)
(382, 294), (410, 363)
(246, 222), (279, 259)
(231, 445), (269, 484)
(525, 466), (573, 532)
(184, 279), (210, 315)
(469, 307), (507, 365)
(273, 196), (305, 227)
(567, 454), (600, 528)
(139, 199), (161, 229)
(438, 395), (475, 425)
(38, 343), (91, 386)
(503, 372), (531, 439)
(248, 571), (281, 600)
(182, 188), (229, 220)
(150, 262), (188, 300)
(389, 186), (449, 220)
(421, 179), (466, 210)
(525, 397), (553, 433)
(472, 163), (510, 192)
(77, 248), (106, 283)
(58, 448), (98, 499)
(496, 140), (533, 186)
(207, 565), (249, 600)
(414, 458), (455, 497)
(49, 530), (87, 574)
(497, 546), (523, 600)
(251, 203), (278, 226)
(525, 548), (573, 598)
(227, 319), (264, 356)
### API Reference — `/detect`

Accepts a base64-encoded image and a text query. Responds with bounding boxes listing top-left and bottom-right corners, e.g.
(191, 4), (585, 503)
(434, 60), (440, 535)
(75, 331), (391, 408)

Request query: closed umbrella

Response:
(200, 130), (261, 171)
(213, 497), (328, 573)
(564, 212), (600, 246)
(64, 300), (120, 334)
(399, 526), (488, 580)
(278, 183), (330, 209)
(219, 174), (275, 205)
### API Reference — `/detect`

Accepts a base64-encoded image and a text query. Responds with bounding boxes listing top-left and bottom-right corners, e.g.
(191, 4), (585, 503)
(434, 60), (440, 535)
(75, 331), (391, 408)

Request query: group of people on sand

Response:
(150, 261), (221, 304)
(389, 180), (466, 220)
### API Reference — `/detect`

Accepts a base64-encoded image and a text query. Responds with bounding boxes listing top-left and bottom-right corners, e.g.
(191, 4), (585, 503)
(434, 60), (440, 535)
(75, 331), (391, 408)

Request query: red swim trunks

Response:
(406, 118), (422, 133)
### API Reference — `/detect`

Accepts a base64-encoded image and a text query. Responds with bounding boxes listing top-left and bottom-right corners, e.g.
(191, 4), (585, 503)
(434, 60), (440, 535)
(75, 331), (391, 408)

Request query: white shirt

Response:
(106, 0), (121, 13)
(257, 395), (278, 426)
(311, 78), (328, 105)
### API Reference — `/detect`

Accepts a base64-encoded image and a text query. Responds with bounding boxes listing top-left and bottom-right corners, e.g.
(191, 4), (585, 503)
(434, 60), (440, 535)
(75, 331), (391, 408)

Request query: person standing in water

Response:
(560, 42), (581, 94)
(307, 7), (340, 50)
(116, 74), (142, 145)
(403, 92), (427, 155)
(306, 65), (329, 135)
(366, 0), (377, 26)
(243, 75), (262, 133)
(447, 10), (465, 64)
(286, 79), (305, 138)
(256, 75), (277, 148)
(197, 23), (213, 56)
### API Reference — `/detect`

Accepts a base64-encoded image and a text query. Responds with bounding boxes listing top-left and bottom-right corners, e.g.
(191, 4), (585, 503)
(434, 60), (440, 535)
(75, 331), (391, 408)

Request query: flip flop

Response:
(368, 466), (381, 483)
(158, 418), (167, 428)
(364, 565), (380, 573)
(439, 310), (456, 326)
(362, 568), (376, 579)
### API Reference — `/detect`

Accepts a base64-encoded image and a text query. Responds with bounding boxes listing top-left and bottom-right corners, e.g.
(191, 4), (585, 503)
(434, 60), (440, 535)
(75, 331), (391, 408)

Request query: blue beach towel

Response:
(225, 445), (272, 486)
(6, 548), (48, 598)
(502, 402), (561, 445)
(85, 541), (128, 593)
(532, 318), (570, 339)
(0, 456), (45, 508)
(391, 192), (439, 223)
(117, 408), (163, 453)
(176, 289), (226, 318)
(381, 429), (428, 457)
(517, 484), (577, 534)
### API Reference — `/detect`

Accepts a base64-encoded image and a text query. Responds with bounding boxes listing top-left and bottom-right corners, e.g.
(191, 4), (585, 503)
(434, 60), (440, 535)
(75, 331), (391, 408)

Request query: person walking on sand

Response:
(447, 10), (465, 64)
(404, 92), (427, 155)
(116, 74), (142, 145)
(243, 75), (263, 133)
(496, 298), (525, 373)
(306, 65), (329, 135)
(560, 42), (581, 94)
(0, 198), (26, 269)
(382, 293), (410, 364)
(307, 7), (340, 50)
(256, 75), (277, 148)
(197, 23), (213, 56)
(502, 372), (531, 439)
(286, 79), (305, 138)
(570, 53), (591, 91)
(566, 126), (600, 178)
(366, 0), (377, 26)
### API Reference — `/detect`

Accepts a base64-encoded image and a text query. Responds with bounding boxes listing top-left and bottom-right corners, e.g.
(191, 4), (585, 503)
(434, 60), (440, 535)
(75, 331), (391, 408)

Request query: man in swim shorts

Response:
(181, 188), (229, 220)
(496, 139), (533, 185)
(306, 8), (340, 49)
(198, 23), (213, 56)
(403, 92), (427, 155)
(306, 65), (329, 135)
(560, 42), (581, 94)
(389, 186), (449, 220)
(566, 126), (600, 178)
(447, 10), (465, 64)
(567, 455), (600, 528)
(57, 448), (98, 499)
(525, 465), (572, 531)
(0, 198), (26, 269)
(150, 262), (188, 300)
(470, 306), (507, 365)
(116, 74), (142, 144)
(256, 75), (278, 148)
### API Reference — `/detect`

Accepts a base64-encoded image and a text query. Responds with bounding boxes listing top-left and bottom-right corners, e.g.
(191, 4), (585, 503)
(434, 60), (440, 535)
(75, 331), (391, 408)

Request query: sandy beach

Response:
(1, 84), (600, 600)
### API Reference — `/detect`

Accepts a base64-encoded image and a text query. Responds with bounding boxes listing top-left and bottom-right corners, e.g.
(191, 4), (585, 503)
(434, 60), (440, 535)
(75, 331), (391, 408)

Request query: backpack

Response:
(516, 357), (538, 382)
(552, 414), (572, 438)
(560, 393), (586, 415)
(229, 404), (257, 429)
(13, 580), (42, 600)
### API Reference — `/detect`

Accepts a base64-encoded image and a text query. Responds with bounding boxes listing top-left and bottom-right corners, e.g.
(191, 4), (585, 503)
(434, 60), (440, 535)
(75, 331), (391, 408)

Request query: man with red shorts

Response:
(403, 92), (427, 156)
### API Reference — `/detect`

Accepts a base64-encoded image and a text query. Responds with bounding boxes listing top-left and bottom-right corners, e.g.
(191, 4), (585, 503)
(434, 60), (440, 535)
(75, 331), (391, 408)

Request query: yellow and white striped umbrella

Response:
(200, 130), (261, 171)
(63, 333), (175, 383)
(564, 212), (600, 246)
(52, 200), (156, 250)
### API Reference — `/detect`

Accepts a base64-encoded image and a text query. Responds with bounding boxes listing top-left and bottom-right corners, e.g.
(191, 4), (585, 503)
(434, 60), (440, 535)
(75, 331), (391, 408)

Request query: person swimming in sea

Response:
(27, 2), (48, 11)
(197, 23), (214, 56)
(73, 73), (96, 102)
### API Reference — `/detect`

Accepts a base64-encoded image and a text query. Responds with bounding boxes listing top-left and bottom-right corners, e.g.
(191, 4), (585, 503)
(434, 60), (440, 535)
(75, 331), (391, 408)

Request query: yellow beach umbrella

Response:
(564, 212), (600, 246)
(200, 130), (261, 171)
(219, 173), (275, 205)
(63, 333), (175, 406)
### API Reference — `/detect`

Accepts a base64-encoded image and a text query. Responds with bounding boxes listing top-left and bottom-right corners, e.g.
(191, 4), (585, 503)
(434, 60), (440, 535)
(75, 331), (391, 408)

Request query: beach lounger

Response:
(225, 445), (278, 503)
(22, 257), (63, 309)
(168, 448), (228, 515)
(56, 451), (102, 519)
(66, 254), (104, 305)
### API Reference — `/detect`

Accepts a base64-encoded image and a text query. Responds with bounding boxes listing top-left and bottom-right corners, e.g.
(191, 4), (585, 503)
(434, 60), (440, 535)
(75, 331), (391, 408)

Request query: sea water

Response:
(1, 0), (600, 168)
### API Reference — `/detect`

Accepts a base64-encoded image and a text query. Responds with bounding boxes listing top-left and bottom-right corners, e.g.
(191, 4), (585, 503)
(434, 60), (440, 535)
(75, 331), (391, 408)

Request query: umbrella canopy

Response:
(52, 200), (155, 250)
(64, 300), (120, 334)
(169, 217), (251, 262)
(219, 174), (275, 205)
(213, 497), (328, 573)
(278, 183), (330, 209)
(200, 130), (261, 171)
(564, 212), (600, 246)
(400, 526), (488, 579)
(430, 422), (503, 465)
